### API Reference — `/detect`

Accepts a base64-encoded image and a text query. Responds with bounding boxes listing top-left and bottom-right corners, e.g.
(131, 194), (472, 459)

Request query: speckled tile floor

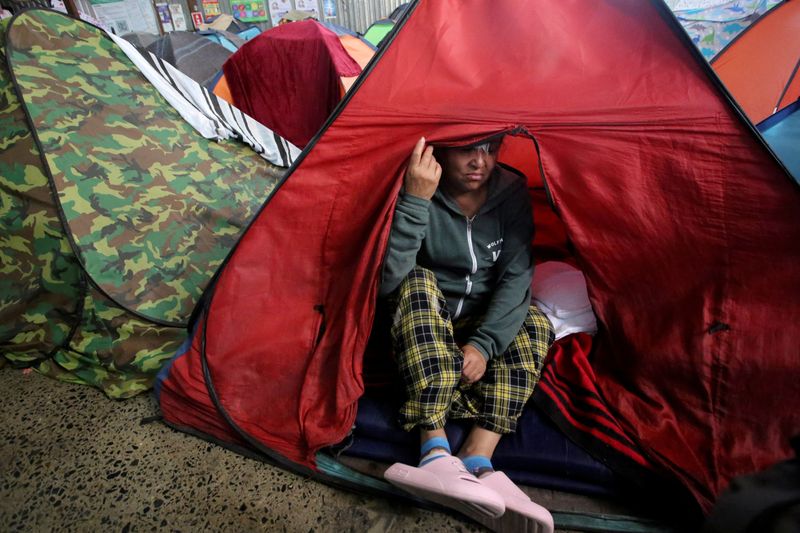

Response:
(1, 365), (643, 532)
(1, 366), (490, 532)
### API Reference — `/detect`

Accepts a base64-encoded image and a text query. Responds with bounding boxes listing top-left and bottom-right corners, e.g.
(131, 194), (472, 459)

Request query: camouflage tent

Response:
(0, 9), (285, 398)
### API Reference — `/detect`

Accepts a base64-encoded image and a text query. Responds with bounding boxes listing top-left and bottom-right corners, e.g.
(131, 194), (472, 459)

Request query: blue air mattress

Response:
(344, 390), (625, 497)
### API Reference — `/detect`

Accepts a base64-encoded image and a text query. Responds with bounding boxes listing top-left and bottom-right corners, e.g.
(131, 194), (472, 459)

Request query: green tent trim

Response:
(363, 19), (395, 47)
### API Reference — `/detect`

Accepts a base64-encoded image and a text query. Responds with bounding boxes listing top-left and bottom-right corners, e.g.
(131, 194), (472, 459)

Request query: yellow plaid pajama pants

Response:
(390, 266), (554, 434)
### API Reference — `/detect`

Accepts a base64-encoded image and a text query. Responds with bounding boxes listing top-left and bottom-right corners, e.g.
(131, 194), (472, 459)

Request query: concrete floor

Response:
(0, 365), (658, 532)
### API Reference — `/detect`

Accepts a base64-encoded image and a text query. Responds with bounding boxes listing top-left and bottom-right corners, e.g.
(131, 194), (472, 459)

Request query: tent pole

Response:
(62, 0), (79, 17)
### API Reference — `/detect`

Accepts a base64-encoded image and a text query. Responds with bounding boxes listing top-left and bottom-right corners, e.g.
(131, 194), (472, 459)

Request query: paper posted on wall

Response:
(267, 0), (291, 25)
(155, 2), (174, 32)
(90, 0), (159, 35)
(170, 4), (187, 31)
(294, 0), (320, 18)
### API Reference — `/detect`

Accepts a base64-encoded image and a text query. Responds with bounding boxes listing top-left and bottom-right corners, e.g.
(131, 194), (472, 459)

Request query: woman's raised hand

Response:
(404, 137), (442, 200)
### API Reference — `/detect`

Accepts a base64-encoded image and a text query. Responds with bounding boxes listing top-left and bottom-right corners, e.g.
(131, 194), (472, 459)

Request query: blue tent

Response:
(759, 101), (800, 183)
(199, 30), (246, 53)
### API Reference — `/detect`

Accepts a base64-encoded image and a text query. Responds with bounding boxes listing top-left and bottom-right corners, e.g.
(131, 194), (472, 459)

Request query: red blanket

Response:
(223, 20), (361, 148)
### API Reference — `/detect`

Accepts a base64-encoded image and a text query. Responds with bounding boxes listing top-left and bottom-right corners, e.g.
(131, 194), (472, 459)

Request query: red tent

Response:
(711, 0), (800, 123)
(158, 0), (800, 515)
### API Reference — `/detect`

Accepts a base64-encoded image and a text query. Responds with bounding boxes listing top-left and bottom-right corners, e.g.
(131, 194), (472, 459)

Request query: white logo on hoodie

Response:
(487, 239), (503, 262)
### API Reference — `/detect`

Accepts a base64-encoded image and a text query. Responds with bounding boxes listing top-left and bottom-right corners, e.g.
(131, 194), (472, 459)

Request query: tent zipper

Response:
(453, 215), (478, 320)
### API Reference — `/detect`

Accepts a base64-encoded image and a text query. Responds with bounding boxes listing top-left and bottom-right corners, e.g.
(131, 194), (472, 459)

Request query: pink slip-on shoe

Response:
(463, 471), (554, 533)
(384, 456), (506, 518)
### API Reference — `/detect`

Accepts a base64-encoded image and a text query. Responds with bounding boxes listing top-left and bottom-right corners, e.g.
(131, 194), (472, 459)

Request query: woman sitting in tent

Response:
(379, 137), (555, 532)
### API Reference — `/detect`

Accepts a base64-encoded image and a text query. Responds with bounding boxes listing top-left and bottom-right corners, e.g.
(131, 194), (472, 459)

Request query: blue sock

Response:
(461, 455), (494, 476)
(419, 436), (451, 466)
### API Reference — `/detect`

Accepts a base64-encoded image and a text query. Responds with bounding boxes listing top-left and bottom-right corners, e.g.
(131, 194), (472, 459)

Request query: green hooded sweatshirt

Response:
(380, 166), (534, 361)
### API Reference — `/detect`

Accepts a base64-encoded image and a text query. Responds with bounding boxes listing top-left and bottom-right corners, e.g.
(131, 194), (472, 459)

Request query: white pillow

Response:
(532, 261), (597, 339)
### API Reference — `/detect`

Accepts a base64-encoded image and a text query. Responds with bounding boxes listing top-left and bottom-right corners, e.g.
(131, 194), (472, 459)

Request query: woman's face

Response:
(439, 142), (499, 196)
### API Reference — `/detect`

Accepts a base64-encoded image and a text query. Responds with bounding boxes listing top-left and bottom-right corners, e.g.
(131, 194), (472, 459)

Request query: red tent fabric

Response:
(160, 0), (800, 513)
(223, 19), (362, 148)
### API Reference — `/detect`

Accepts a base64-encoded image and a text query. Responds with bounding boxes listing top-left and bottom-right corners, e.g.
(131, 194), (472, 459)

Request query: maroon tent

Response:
(158, 0), (800, 516)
